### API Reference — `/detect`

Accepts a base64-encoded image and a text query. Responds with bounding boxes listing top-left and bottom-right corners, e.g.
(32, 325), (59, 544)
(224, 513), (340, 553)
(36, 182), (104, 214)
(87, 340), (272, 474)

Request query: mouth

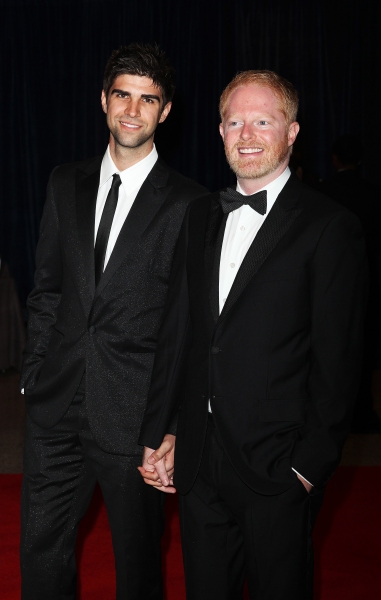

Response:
(119, 121), (141, 130)
(238, 147), (263, 155)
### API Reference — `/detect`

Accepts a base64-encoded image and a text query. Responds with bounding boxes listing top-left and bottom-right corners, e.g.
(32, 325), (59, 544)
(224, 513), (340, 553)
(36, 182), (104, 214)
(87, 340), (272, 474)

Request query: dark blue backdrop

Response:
(0, 0), (379, 304)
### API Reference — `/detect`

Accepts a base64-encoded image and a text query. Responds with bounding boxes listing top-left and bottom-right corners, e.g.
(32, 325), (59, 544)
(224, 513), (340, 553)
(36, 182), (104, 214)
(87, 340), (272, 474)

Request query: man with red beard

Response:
(138, 71), (367, 599)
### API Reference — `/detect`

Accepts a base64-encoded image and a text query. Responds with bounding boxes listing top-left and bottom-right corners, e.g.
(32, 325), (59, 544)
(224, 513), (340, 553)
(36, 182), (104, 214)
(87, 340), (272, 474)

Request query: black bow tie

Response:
(219, 188), (267, 215)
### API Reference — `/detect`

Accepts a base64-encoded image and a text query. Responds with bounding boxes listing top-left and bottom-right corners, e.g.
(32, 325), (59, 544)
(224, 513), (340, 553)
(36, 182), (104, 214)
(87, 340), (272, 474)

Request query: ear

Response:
(219, 123), (225, 141)
(101, 90), (108, 114)
(159, 102), (172, 123)
(287, 122), (300, 147)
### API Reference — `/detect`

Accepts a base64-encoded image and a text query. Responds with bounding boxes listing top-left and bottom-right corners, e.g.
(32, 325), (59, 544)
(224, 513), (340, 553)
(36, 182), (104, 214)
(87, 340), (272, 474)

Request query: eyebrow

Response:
(111, 89), (161, 102)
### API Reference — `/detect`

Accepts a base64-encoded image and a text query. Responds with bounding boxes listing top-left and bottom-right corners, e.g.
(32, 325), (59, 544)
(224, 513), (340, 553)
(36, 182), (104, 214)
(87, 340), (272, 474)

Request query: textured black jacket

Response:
(21, 155), (207, 454)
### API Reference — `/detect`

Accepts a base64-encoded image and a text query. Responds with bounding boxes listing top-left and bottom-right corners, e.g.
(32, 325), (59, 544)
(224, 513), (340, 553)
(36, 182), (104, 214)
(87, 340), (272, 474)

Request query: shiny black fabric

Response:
(94, 173), (121, 287)
(219, 188), (267, 215)
(21, 156), (207, 454)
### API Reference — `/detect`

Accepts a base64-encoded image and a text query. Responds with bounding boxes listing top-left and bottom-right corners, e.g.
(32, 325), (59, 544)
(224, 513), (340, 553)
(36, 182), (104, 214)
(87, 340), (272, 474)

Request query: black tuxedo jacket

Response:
(21, 155), (207, 454)
(139, 174), (368, 494)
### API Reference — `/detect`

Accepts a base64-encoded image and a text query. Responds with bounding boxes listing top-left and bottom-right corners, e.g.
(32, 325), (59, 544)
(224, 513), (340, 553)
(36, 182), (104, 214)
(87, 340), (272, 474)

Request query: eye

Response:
(258, 120), (268, 125)
(143, 97), (154, 104)
(117, 93), (129, 99)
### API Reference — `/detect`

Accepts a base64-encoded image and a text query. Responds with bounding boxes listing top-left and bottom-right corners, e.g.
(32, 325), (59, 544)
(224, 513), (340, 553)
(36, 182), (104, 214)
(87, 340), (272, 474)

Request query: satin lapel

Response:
(94, 160), (170, 298)
(204, 197), (227, 322)
(218, 176), (302, 324)
(75, 164), (100, 313)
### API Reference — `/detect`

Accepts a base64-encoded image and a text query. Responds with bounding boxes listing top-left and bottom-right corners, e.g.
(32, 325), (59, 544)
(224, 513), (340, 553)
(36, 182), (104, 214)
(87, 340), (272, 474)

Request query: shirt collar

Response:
(100, 144), (159, 193)
(236, 166), (291, 212)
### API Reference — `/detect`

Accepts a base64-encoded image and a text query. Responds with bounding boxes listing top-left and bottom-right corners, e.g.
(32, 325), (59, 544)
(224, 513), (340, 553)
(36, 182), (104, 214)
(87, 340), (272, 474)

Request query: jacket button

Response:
(211, 346), (220, 354)
(89, 325), (96, 334)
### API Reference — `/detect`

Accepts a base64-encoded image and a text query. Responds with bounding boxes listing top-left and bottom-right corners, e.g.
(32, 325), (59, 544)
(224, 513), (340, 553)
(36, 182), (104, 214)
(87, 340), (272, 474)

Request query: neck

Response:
(238, 160), (289, 195)
(108, 136), (154, 171)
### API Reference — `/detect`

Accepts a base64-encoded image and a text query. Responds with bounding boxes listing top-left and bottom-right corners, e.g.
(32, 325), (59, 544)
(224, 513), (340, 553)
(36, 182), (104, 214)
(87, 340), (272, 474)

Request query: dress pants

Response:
(20, 390), (165, 600)
(179, 417), (324, 600)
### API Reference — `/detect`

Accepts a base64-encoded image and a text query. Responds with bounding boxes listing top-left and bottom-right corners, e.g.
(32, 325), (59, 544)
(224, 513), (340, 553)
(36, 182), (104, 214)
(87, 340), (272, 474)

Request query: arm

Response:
(291, 210), (368, 488)
(138, 206), (192, 450)
(138, 206), (193, 488)
(21, 168), (63, 392)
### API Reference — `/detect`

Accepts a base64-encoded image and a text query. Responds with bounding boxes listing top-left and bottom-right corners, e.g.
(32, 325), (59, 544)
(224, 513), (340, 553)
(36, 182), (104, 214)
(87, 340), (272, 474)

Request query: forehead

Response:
(225, 84), (283, 118)
(109, 73), (162, 98)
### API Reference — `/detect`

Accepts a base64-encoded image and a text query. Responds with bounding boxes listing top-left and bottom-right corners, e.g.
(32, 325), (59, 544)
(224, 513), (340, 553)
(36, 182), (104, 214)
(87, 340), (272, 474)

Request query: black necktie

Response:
(94, 173), (121, 287)
(219, 188), (267, 215)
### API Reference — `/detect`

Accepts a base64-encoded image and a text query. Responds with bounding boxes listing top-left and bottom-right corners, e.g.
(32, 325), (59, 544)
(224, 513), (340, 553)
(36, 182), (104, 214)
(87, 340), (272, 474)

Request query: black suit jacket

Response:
(21, 155), (207, 455)
(139, 174), (368, 494)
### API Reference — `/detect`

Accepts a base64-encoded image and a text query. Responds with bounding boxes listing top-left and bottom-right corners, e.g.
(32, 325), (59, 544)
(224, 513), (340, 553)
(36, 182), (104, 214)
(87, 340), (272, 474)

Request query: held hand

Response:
(137, 434), (176, 494)
(296, 473), (313, 493)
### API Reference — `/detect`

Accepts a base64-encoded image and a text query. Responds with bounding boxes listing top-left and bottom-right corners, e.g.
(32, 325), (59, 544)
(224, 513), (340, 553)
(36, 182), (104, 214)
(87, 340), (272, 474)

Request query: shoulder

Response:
(154, 158), (209, 200)
(49, 155), (102, 185)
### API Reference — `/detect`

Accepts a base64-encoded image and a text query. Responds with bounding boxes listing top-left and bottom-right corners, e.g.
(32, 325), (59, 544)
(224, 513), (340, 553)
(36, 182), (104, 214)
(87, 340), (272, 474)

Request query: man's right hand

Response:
(137, 434), (176, 494)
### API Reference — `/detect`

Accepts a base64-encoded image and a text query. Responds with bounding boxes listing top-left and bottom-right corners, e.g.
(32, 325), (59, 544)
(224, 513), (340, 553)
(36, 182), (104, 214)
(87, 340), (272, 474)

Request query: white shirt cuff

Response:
(292, 468), (313, 487)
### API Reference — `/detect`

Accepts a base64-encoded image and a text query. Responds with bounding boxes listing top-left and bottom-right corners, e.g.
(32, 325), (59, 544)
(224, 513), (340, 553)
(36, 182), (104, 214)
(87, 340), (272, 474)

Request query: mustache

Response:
(227, 140), (267, 152)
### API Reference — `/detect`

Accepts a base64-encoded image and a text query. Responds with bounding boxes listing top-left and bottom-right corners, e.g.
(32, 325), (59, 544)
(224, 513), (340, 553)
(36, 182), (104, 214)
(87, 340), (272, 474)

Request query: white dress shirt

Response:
(219, 167), (291, 312)
(95, 144), (158, 266)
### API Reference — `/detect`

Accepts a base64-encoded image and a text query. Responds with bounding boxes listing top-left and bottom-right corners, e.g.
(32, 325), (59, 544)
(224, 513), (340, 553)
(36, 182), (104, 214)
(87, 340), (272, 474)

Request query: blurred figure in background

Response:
(320, 135), (381, 432)
(0, 257), (26, 372)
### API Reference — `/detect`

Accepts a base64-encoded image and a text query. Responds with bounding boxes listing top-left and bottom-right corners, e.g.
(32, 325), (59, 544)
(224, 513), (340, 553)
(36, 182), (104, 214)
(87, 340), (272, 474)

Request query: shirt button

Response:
(222, 297), (226, 303)
(230, 263), (235, 268)
(89, 325), (96, 335)
(240, 226), (245, 231)
(211, 347), (220, 354)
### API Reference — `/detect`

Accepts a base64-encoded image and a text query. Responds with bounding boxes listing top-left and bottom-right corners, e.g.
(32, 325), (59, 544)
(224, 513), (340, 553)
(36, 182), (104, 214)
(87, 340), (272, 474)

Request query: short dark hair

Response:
(103, 43), (176, 108)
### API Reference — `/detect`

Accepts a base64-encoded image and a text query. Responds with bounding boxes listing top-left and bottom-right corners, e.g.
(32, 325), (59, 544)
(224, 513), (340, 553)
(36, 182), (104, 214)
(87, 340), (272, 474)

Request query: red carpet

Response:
(1, 467), (380, 599)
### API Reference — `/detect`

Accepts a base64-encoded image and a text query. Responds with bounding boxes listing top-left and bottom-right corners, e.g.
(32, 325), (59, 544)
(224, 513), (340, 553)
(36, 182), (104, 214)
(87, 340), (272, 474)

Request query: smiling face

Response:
(219, 84), (299, 191)
(101, 73), (171, 168)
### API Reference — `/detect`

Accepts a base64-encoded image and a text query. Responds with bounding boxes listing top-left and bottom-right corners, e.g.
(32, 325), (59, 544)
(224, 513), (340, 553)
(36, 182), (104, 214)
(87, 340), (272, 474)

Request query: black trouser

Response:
(179, 417), (324, 600)
(21, 391), (165, 600)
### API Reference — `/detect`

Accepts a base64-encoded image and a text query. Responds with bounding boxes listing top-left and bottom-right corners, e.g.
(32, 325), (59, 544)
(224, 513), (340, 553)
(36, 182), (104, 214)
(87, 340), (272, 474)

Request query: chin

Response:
(232, 162), (272, 180)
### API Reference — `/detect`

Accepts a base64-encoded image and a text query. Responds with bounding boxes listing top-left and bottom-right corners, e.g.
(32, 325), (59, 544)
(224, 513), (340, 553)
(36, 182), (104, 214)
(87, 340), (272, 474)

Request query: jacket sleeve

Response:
(21, 168), (63, 393)
(291, 209), (368, 487)
(138, 205), (192, 449)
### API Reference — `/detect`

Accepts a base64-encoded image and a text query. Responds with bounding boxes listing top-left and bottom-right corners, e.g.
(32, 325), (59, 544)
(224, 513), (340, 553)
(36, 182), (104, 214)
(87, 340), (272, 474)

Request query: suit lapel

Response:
(75, 159), (101, 313)
(204, 197), (227, 322)
(217, 174), (303, 324)
(94, 158), (171, 298)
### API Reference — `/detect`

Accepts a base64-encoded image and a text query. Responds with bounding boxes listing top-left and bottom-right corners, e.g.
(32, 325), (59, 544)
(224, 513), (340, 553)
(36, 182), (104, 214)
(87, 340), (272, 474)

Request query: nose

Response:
(240, 122), (255, 141)
(124, 98), (140, 118)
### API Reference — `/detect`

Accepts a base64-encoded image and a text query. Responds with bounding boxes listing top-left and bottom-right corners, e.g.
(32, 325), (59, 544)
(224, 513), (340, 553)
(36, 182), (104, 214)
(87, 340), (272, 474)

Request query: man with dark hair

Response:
(103, 43), (176, 107)
(20, 43), (206, 600)
(139, 71), (368, 598)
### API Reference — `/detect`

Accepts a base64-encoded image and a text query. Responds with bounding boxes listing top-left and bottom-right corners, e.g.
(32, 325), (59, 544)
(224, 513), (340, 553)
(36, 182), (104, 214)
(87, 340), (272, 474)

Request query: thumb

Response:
(147, 444), (169, 464)
(147, 450), (163, 465)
